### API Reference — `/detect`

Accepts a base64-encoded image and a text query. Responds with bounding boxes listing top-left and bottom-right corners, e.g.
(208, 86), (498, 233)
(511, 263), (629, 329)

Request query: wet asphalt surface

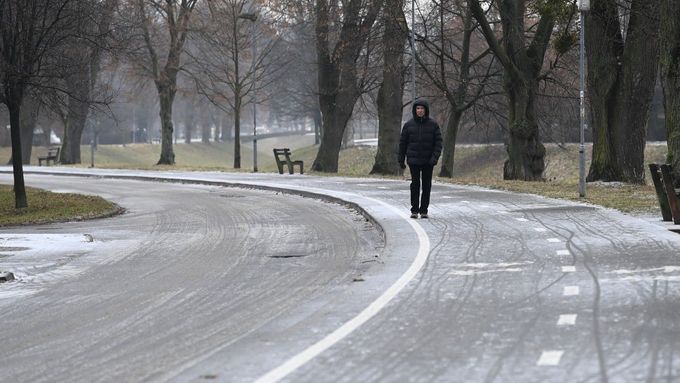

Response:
(1, 168), (680, 383)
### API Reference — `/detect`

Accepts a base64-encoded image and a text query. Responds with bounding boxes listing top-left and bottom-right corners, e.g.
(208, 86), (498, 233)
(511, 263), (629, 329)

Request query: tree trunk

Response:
(503, 77), (545, 180)
(586, 0), (661, 184)
(201, 103), (211, 143)
(312, 0), (384, 173)
(157, 81), (176, 165)
(60, 80), (90, 164)
(371, 0), (406, 176)
(233, 96), (241, 168)
(439, 106), (463, 177)
(469, 0), (554, 181)
(313, 108), (321, 145)
(8, 94), (27, 208)
(660, 0), (680, 184)
(20, 96), (39, 164)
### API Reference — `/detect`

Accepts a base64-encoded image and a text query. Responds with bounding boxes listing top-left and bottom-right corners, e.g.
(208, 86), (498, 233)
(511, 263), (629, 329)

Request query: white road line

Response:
(556, 249), (571, 256)
(561, 266), (576, 273)
(537, 351), (564, 366)
(563, 286), (580, 296)
(547, 238), (561, 243)
(534, 228), (548, 232)
(442, 196), (453, 199)
(254, 198), (431, 383)
(461, 200), (470, 203)
(515, 218), (529, 222)
(557, 314), (577, 326)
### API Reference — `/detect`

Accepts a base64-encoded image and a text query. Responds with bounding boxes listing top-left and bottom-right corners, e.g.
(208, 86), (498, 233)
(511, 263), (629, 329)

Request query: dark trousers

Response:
(408, 164), (434, 214)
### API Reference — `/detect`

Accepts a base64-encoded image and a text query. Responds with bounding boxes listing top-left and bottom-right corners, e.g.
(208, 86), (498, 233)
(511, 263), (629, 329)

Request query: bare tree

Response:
(585, 0), (661, 184)
(370, 0), (408, 175)
(415, 0), (499, 177)
(0, 0), (77, 208)
(660, 0), (680, 183)
(312, 0), (384, 172)
(469, 0), (574, 181)
(55, 0), (117, 164)
(190, 0), (284, 168)
(131, 0), (198, 165)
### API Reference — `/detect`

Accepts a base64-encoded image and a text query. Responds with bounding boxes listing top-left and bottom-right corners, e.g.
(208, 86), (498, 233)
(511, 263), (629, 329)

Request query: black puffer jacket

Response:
(398, 99), (443, 166)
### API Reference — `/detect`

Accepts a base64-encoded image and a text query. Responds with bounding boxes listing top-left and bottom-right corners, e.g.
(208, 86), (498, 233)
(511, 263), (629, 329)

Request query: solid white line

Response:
(547, 238), (561, 243)
(537, 351), (564, 366)
(254, 198), (431, 383)
(557, 314), (577, 325)
(556, 249), (571, 256)
(561, 266), (576, 273)
(563, 286), (580, 296)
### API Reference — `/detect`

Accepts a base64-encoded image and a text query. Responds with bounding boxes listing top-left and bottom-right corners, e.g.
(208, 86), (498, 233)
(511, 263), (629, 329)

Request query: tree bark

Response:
(470, 0), (554, 181)
(586, 0), (661, 184)
(312, 0), (384, 172)
(371, 0), (407, 176)
(20, 96), (39, 164)
(233, 96), (241, 168)
(8, 93), (27, 208)
(60, 75), (91, 164)
(660, 0), (680, 184)
(157, 80), (177, 164)
(439, 107), (463, 177)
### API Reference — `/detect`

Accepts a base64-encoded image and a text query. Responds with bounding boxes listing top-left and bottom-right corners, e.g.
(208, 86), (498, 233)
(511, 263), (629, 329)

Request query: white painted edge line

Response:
(557, 314), (577, 326)
(534, 228), (548, 232)
(561, 266), (576, 273)
(563, 286), (580, 296)
(537, 350), (564, 366)
(547, 238), (561, 243)
(556, 249), (571, 256)
(254, 197), (431, 383)
(515, 218), (529, 222)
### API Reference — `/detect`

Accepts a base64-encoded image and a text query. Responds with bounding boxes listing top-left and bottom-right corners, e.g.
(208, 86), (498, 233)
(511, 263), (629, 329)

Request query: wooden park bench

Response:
(649, 163), (680, 224)
(272, 148), (303, 174)
(38, 147), (60, 166)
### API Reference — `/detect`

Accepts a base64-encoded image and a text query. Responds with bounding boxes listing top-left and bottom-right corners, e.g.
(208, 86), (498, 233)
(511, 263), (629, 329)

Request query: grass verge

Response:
(0, 185), (123, 227)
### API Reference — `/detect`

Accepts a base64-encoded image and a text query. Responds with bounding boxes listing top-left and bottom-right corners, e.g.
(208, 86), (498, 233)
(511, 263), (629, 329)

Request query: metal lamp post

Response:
(239, 11), (258, 172)
(578, 0), (589, 197)
(411, 0), (416, 104)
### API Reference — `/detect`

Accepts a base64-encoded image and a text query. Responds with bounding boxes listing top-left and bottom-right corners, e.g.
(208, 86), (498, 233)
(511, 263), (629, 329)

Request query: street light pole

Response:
(578, 0), (589, 197)
(252, 19), (257, 173)
(238, 11), (258, 173)
(411, 0), (416, 104)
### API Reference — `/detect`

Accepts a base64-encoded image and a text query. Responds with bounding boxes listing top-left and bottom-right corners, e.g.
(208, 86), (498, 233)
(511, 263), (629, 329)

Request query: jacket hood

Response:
(412, 99), (430, 120)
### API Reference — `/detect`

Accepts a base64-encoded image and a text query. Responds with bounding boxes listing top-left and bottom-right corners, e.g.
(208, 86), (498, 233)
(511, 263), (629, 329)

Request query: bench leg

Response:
(649, 164), (673, 221)
(660, 165), (680, 224)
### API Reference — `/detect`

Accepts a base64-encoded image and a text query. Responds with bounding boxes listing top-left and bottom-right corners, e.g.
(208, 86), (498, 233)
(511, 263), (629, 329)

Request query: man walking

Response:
(398, 99), (442, 219)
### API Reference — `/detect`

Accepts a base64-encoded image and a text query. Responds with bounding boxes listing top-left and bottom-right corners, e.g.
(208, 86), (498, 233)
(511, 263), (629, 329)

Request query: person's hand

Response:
(429, 158), (438, 166)
(399, 162), (406, 170)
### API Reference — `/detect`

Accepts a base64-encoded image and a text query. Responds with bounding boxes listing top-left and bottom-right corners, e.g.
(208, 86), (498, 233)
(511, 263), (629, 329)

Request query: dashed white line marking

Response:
(534, 228), (548, 232)
(556, 250), (571, 256)
(537, 351), (564, 366)
(377, 186), (389, 189)
(497, 210), (509, 214)
(515, 218), (529, 222)
(557, 314), (577, 326)
(563, 286), (580, 296)
(461, 200), (470, 203)
(480, 205), (490, 208)
(442, 196), (453, 199)
(547, 238), (561, 243)
(561, 266), (576, 273)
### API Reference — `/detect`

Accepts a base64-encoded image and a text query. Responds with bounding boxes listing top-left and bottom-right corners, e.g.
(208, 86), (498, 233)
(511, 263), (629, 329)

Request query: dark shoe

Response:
(410, 213), (418, 219)
(420, 213), (428, 219)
